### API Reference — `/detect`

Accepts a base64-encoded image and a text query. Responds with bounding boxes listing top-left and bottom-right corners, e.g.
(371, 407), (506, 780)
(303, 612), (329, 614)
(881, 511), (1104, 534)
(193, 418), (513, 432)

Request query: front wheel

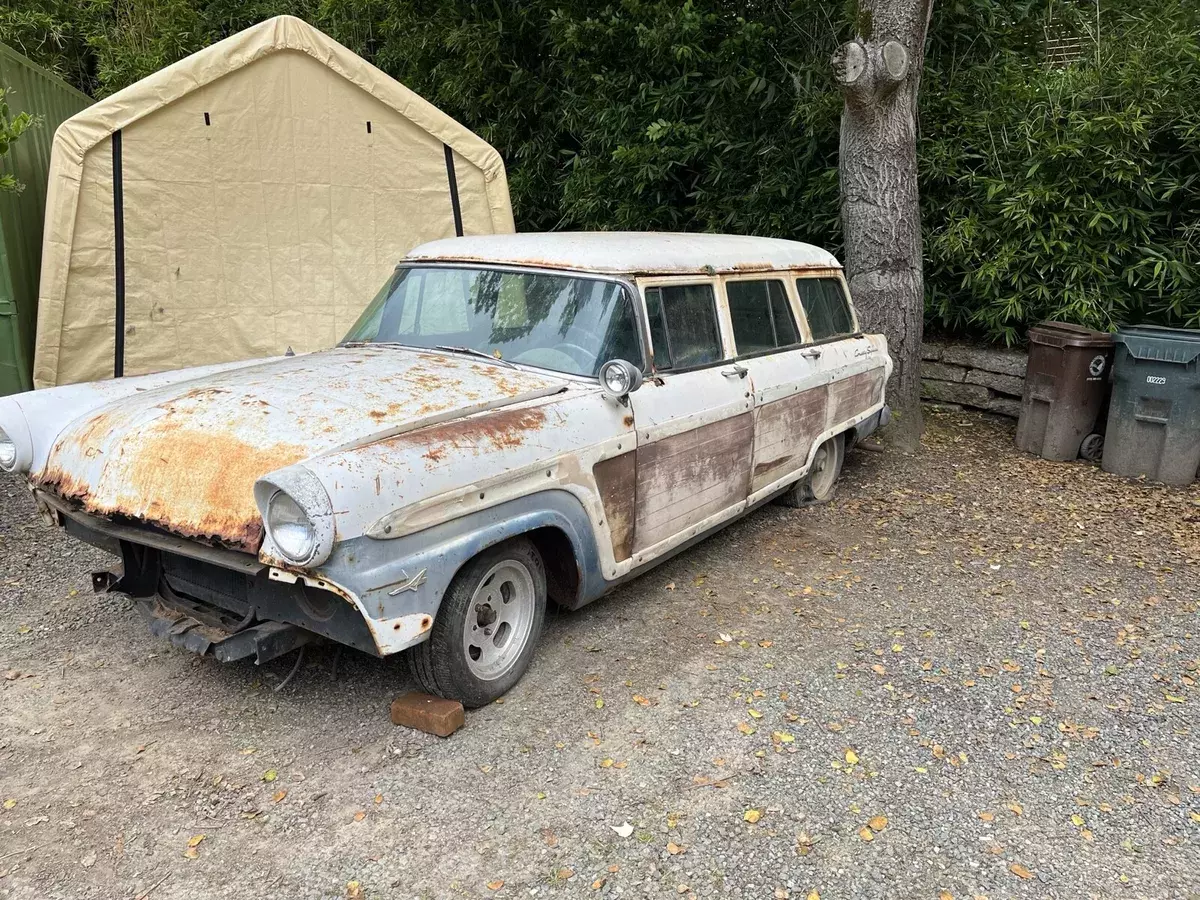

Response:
(778, 434), (844, 508)
(408, 538), (547, 708)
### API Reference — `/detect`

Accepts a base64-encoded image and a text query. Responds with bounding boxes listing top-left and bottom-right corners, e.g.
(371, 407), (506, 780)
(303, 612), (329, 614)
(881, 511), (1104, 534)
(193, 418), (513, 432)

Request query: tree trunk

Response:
(833, 0), (933, 452)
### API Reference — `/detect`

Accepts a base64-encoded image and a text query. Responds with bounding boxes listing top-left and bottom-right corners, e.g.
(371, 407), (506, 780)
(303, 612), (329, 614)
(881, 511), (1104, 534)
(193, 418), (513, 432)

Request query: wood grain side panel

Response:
(750, 385), (827, 492)
(634, 412), (752, 552)
(828, 369), (884, 427)
(592, 451), (637, 562)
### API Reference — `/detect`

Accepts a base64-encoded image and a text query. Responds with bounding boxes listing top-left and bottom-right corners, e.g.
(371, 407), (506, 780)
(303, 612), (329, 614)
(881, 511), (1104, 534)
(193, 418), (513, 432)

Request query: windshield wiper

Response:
(433, 345), (517, 369)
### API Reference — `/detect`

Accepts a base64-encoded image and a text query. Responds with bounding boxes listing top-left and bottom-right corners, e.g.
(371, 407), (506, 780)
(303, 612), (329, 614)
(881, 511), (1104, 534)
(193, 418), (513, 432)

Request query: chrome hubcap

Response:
(462, 560), (536, 681)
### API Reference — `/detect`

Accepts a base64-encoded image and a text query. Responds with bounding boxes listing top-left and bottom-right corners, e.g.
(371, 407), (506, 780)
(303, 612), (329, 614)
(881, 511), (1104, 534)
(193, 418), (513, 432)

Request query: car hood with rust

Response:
(33, 347), (570, 551)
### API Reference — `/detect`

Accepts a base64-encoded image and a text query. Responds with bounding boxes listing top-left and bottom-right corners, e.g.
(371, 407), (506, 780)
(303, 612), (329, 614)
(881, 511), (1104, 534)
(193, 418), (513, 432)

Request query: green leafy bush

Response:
(921, 1), (1200, 343)
(0, 86), (38, 193)
(1, 0), (1196, 344)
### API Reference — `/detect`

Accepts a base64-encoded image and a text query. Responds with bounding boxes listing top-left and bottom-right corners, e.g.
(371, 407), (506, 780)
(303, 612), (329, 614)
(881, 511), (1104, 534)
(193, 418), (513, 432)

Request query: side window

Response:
(644, 284), (724, 371)
(796, 277), (855, 341)
(726, 279), (800, 355)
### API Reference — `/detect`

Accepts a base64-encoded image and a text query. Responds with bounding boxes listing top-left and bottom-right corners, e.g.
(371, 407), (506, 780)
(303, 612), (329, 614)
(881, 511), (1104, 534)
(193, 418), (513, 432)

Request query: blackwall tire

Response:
(407, 537), (547, 708)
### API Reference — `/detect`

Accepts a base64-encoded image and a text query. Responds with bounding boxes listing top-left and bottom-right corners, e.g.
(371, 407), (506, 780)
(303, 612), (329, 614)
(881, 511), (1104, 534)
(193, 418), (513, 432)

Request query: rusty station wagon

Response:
(0, 233), (891, 706)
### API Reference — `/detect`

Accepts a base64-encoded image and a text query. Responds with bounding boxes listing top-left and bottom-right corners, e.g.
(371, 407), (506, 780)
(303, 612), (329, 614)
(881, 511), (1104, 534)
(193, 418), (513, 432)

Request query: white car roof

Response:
(405, 232), (841, 276)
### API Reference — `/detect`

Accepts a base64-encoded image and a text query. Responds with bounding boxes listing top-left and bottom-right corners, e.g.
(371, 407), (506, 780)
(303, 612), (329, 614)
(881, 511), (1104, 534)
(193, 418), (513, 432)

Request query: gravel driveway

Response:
(2, 410), (1198, 900)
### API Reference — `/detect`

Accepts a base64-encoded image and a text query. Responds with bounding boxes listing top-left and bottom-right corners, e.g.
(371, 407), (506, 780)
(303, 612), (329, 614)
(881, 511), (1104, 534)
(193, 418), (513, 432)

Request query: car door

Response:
(627, 278), (753, 560)
(795, 274), (887, 433)
(720, 275), (829, 497)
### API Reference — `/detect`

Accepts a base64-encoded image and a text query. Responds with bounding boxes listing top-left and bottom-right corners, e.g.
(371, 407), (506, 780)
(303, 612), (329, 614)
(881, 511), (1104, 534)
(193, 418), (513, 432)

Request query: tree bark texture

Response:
(834, 0), (933, 452)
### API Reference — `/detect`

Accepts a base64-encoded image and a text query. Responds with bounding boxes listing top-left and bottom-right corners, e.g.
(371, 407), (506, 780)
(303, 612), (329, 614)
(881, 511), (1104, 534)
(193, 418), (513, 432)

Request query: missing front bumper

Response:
(135, 595), (311, 664)
(90, 537), (381, 659)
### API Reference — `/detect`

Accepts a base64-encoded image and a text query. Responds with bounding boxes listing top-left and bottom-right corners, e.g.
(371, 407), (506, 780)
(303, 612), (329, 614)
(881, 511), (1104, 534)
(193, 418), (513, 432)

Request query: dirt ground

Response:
(1, 409), (1198, 900)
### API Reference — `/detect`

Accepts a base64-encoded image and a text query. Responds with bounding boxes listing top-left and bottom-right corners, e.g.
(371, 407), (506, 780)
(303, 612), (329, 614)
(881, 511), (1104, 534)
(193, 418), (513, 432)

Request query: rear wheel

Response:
(408, 538), (546, 708)
(778, 434), (844, 508)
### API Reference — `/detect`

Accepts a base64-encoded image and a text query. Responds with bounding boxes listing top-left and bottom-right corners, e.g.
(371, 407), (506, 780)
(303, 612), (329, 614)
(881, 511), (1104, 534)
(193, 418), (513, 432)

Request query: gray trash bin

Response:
(1101, 325), (1200, 485)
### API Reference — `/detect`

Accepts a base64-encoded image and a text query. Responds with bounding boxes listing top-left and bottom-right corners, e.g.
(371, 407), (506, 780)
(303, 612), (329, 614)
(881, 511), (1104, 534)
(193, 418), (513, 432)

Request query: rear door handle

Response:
(722, 364), (748, 379)
(801, 348), (822, 359)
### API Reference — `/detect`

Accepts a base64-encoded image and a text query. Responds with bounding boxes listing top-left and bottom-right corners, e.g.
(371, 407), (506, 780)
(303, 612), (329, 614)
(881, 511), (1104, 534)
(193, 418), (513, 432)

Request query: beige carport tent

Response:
(33, 15), (514, 388)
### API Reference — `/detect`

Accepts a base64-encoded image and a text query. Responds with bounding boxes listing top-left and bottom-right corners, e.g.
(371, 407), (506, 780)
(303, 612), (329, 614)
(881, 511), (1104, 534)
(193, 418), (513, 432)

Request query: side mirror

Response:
(599, 359), (643, 403)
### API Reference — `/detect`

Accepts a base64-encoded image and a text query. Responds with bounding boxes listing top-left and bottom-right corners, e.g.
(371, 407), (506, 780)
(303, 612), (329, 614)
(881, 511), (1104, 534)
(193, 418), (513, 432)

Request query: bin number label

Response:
(1146, 375), (1167, 385)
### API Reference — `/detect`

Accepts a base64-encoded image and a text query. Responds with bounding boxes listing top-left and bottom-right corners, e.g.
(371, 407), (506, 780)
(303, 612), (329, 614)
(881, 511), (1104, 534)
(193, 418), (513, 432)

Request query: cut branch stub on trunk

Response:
(834, 40), (909, 103)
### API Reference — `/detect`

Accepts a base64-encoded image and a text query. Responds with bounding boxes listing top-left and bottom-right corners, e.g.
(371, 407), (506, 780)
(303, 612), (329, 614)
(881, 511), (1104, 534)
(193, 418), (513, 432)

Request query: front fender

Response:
(302, 489), (606, 656)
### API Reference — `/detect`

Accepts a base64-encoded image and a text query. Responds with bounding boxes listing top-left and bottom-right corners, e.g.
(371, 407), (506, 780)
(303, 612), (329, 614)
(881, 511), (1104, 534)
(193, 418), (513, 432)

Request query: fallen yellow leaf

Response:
(374, 794), (383, 804)
(272, 789), (287, 803)
(353, 810), (366, 822)
(744, 809), (762, 823)
(600, 758), (614, 768)
(186, 834), (205, 848)
(667, 841), (684, 855)
(1010, 863), (1033, 879)
(737, 722), (755, 735)
(748, 709), (764, 719)
(867, 815), (888, 832)
(487, 880), (505, 890)
(978, 811), (995, 822)
(845, 748), (859, 765)
(1070, 814), (1085, 827)
(262, 769), (278, 782)
(857, 826), (874, 842)
(1005, 801), (1023, 816)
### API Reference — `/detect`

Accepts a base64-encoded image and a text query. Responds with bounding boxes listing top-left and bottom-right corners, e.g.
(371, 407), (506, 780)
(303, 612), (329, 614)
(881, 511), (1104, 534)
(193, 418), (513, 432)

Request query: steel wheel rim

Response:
(810, 440), (837, 497)
(462, 560), (536, 681)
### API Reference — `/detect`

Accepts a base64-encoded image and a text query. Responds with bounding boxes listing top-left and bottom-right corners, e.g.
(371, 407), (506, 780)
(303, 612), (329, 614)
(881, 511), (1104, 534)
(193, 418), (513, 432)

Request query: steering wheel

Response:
(553, 342), (597, 370)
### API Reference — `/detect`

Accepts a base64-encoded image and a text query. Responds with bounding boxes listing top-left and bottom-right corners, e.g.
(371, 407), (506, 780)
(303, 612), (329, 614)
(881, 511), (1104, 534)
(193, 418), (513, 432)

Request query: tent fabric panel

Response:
(34, 16), (513, 388)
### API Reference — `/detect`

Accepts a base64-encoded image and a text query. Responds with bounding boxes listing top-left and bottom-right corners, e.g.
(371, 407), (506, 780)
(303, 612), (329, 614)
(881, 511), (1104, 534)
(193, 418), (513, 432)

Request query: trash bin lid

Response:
(1028, 321), (1114, 349)
(1116, 325), (1200, 365)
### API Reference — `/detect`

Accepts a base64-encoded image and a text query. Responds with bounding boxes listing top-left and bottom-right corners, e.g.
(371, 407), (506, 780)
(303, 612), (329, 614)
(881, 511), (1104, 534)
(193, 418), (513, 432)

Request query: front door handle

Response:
(801, 348), (823, 359)
(722, 364), (748, 379)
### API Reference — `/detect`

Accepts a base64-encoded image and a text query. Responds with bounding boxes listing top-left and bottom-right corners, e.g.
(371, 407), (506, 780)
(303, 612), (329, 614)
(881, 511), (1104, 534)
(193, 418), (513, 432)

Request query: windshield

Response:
(342, 266), (643, 377)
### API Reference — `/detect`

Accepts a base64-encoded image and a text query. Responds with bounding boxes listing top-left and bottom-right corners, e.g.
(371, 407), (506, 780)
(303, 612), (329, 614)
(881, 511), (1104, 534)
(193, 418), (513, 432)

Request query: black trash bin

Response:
(1016, 322), (1114, 461)
(1101, 325), (1200, 486)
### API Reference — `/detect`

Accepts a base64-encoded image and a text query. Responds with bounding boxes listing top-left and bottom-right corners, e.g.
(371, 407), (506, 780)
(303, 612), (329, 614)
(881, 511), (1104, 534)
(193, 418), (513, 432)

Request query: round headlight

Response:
(599, 359), (642, 399)
(0, 428), (16, 472)
(602, 363), (631, 395)
(267, 490), (316, 562)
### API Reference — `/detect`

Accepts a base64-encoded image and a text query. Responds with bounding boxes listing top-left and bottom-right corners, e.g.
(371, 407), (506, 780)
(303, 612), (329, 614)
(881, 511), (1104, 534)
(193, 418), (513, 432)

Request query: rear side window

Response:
(644, 284), (724, 371)
(796, 278), (855, 341)
(726, 279), (800, 355)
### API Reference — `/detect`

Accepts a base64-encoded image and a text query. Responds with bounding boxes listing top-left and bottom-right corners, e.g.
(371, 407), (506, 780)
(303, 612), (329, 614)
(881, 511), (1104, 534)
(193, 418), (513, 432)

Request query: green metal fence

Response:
(0, 44), (91, 396)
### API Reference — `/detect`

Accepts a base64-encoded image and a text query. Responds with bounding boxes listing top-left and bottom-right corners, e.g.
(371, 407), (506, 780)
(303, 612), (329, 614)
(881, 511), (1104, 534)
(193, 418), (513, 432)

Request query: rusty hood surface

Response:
(34, 347), (568, 551)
